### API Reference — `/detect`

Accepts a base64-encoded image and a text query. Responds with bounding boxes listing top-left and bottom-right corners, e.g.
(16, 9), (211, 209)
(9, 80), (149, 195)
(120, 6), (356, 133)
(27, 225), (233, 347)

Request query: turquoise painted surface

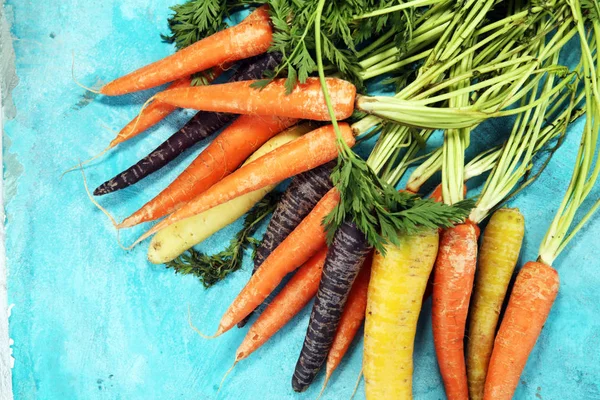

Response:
(3, 1), (600, 399)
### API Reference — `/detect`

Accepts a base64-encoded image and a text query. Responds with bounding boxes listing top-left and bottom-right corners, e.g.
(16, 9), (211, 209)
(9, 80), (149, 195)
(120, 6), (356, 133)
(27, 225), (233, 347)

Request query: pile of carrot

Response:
(68, 1), (600, 399)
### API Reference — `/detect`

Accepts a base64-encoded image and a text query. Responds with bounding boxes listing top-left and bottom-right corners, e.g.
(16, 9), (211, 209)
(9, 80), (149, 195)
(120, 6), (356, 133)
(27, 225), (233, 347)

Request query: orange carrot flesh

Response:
(235, 247), (328, 361)
(110, 77), (193, 148)
(152, 77), (357, 121)
(100, 6), (272, 96)
(118, 115), (297, 228)
(217, 188), (341, 335)
(325, 253), (372, 380)
(484, 261), (559, 400)
(134, 123), (355, 243)
(432, 223), (478, 400)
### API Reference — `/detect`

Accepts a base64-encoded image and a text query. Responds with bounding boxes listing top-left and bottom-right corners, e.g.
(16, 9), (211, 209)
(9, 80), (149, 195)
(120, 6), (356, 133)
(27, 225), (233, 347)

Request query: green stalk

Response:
(354, 0), (443, 20)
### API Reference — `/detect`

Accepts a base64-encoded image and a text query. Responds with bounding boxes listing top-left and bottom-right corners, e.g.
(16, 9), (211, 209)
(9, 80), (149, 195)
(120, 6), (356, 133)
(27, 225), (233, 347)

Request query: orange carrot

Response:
(118, 115), (297, 228)
(324, 253), (372, 383)
(216, 188), (340, 336)
(432, 223), (478, 400)
(235, 247), (328, 361)
(152, 77), (357, 121)
(110, 77), (193, 147)
(484, 261), (559, 400)
(100, 6), (272, 96)
(132, 123), (355, 244)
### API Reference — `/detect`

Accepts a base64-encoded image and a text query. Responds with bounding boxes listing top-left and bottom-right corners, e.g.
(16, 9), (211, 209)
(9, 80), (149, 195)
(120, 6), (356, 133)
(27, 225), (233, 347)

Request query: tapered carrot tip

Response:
(187, 305), (222, 339)
(217, 361), (238, 395)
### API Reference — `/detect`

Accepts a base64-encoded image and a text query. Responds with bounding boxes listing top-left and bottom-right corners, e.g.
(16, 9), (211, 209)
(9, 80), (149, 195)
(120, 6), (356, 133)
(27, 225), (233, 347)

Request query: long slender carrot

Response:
(152, 77), (357, 121)
(100, 6), (272, 96)
(215, 188), (340, 336)
(484, 261), (559, 400)
(131, 123), (355, 245)
(467, 208), (525, 400)
(110, 77), (192, 148)
(118, 115), (297, 228)
(363, 229), (440, 399)
(432, 223), (478, 400)
(292, 218), (371, 392)
(324, 253), (372, 384)
(235, 247), (328, 362)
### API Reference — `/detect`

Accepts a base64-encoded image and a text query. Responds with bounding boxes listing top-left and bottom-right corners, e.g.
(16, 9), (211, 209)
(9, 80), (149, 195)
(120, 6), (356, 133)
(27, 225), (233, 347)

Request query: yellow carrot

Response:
(363, 229), (439, 400)
(147, 124), (313, 264)
(467, 208), (525, 400)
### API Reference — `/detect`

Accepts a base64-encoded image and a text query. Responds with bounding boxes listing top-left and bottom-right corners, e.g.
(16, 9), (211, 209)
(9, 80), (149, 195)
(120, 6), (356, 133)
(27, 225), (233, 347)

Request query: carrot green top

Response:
(538, 3), (600, 266)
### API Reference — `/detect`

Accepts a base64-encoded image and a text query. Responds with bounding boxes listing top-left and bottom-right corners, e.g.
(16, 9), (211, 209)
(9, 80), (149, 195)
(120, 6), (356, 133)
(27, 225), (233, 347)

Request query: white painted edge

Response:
(0, 87), (14, 400)
(0, 1), (15, 396)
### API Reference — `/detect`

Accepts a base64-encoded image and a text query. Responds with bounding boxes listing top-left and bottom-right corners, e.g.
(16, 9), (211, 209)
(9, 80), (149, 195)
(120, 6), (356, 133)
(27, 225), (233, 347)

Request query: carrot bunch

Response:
(67, 1), (600, 399)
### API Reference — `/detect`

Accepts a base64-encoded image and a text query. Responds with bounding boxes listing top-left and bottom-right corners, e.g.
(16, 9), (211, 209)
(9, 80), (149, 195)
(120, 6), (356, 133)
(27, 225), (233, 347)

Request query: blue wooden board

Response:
(3, 1), (600, 399)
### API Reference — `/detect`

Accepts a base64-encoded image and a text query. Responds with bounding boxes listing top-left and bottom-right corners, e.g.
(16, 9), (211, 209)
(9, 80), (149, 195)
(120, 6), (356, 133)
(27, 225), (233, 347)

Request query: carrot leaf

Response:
(164, 191), (280, 288)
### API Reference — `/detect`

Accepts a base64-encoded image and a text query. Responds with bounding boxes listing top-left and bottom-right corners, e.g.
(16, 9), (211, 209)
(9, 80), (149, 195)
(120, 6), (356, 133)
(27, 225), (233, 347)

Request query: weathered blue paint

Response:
(3, 1), (600, 399)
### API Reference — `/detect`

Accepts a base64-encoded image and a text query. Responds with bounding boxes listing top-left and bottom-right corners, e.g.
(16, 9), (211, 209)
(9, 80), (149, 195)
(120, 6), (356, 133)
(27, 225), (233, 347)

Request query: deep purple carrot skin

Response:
(237, 161), (335, 328)
(93, 52), (282, 196)
(292, 219), (372, 392)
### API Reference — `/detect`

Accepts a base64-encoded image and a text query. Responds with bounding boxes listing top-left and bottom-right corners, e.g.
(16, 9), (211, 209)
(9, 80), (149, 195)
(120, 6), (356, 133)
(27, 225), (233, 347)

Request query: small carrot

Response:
(100, 6), (272, 95)
(216, 188), (340, 336)
(110, 77), (192, 148)
(131, 123), (355, 245)
(432, 223), (478, 400)
(118, 115), (297, 228)
(324, 253), (372, 385)
(467, 208), (525, 400)
(152, 77), (357, 121)
(235, 247), (328, 362)
(484, 261), (559, 400)
(363, 229), (439, 399)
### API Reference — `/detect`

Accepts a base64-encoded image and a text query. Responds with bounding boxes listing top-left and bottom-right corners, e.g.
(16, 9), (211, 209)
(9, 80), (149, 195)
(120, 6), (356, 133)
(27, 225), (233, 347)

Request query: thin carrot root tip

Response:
(61, 147), (111, 179)
(71, 51), (101, 94)
(79, 163), (118, 228)
(350, 370), (363, 400)
(316, 376), (330, 400)
(187, 305), (220, 339)
(116, 230), (135, 252)
(217, 361), (238, 395)
(129, 96), (157, 137)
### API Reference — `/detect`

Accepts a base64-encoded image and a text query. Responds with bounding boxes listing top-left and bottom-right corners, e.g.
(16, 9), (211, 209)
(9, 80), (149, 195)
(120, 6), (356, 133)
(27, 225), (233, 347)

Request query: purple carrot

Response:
(94, 52), (282, 196)
(292, 218), (372, 392)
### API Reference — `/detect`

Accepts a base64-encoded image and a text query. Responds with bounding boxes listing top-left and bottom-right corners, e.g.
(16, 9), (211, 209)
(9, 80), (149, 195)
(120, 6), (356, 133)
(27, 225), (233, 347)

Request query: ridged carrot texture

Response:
(467, 208), (525, 400)
(147, 124), (311, 264)
(133, 123), (355, 245)
(363, 229), (439, 400)
(118, 115), (298, 228)
(237, 161), (335, 328)
(216, 188), (341, 336)
(152, 77), (357, 121)
(235, 247), (328, 362)
(432, 223), (478, 400)
(324, 253), (372, 384)
(110, 76), (192, 148)
(484, 261), (559, 400)
(100, 6), (272, 95)
(292, 219), (372, 392)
